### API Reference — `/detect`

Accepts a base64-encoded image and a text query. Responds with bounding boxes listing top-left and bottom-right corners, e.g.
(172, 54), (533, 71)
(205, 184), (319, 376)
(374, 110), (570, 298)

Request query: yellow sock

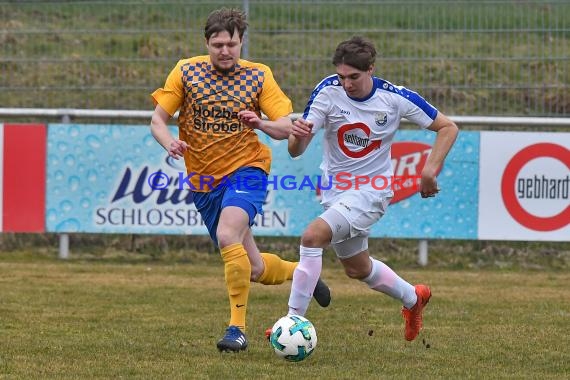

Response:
(257, 252), (298, 285)
(220, 243), (251, 331)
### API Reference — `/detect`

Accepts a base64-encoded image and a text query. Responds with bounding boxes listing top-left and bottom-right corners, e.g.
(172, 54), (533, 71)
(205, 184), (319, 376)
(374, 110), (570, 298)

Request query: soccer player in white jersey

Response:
(287, 36), (458, 341)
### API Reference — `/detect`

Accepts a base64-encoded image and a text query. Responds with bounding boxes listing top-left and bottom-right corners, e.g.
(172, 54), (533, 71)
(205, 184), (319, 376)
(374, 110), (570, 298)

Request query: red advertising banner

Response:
(1, 123), (46, 232)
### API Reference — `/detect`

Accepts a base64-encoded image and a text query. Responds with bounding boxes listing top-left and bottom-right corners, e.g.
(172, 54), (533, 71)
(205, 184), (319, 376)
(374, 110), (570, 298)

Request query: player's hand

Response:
(238, 110), (263, 129)
(291, 118), (313, 138)
(168, 139), (187, 159)
(419, 170), (440, 198)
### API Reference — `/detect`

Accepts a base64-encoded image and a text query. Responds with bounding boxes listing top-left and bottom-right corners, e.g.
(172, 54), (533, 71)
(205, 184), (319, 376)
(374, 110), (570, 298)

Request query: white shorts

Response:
(319, 190), (392, 259)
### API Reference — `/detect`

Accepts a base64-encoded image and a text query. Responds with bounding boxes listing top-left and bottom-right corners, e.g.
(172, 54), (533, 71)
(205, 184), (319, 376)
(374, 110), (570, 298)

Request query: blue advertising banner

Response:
(261, 129), (479, 239)
(369, 130), (478, 239)
(46, 124), (302, 235)
(46, 124), (478, 239)
(47, 124), (202, 234)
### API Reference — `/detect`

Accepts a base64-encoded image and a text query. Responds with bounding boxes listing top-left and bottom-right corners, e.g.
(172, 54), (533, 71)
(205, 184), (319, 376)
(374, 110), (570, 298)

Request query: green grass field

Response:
(1, 250), (568, 379)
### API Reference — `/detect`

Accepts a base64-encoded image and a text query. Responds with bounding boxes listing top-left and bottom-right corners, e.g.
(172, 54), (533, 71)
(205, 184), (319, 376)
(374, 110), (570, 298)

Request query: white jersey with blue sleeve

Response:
(302, 75), (438, 203)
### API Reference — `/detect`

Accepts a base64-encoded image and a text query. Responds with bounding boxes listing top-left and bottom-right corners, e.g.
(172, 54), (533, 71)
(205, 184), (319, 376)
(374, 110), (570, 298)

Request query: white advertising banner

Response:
(479, 132), (570, 241)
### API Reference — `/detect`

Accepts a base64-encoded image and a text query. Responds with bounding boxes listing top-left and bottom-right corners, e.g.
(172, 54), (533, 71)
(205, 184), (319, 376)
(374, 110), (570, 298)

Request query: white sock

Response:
(287, 246), (322, 316)
(362, 258), (417, 309)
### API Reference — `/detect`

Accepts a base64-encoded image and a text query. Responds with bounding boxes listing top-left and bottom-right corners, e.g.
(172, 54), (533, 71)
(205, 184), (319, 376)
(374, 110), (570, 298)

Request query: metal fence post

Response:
(59, 234), (69, 260)
(58, 112), (71, 259)
(418, 239), (428, 266)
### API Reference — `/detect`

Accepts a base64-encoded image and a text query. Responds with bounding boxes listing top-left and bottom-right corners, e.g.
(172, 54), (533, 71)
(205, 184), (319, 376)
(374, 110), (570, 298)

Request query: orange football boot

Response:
(401, 284), (431, 341)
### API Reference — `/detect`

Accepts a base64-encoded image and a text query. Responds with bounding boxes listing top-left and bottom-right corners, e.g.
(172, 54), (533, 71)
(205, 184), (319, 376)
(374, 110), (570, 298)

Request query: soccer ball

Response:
(269, 315), (317, 362)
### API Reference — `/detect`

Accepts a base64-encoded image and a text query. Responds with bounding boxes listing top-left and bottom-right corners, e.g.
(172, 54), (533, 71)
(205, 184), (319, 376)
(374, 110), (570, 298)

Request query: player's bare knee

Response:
(250, 263), (264, 281)
(301, 229), (327, 248)
(343, 265), (367, 279)
(216, 229), (238, 248)
(341, 256), (370, 279)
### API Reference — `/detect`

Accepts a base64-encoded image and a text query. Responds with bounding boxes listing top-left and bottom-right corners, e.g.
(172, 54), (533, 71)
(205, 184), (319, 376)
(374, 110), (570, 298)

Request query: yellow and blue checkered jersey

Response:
(151, 56), (293, 191)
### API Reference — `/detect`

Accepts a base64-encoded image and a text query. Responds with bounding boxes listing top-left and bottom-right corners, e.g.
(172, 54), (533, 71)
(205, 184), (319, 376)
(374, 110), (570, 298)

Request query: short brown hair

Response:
(204, 8), (248, 41)
(332, 36), (376, 71)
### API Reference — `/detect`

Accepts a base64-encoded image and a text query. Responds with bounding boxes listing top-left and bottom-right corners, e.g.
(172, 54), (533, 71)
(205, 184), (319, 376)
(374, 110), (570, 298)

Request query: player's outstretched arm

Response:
(238, 110), (292, 140)
(150, 104), (187, 159)
(288, 118), (314, 158)
(420, 112), (459, 197)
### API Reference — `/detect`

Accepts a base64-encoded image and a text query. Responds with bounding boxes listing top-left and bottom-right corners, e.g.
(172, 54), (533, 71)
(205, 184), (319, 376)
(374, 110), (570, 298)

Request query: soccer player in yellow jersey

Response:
(150, 7), (330, 352)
